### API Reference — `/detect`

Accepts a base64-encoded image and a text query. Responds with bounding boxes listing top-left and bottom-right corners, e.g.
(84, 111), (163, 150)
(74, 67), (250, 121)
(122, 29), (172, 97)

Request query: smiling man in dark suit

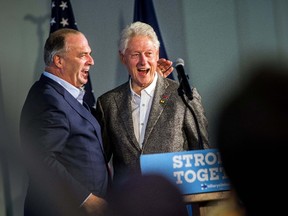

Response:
(20, 28), (109, 216)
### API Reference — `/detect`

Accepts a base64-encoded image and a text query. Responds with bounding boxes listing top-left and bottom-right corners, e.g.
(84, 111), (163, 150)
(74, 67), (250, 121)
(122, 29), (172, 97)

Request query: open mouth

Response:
(138, 68), (149, 75)
(82, 70), (89, 79)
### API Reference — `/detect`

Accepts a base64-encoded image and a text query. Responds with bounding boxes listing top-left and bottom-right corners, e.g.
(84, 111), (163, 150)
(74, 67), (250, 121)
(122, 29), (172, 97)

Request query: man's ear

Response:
(119, 51), (125, 64)
(54, 55), (63, 68)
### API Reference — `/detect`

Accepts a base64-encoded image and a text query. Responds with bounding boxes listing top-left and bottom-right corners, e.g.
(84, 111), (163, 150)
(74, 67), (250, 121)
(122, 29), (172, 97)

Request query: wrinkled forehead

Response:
(126, 35), (158, 52)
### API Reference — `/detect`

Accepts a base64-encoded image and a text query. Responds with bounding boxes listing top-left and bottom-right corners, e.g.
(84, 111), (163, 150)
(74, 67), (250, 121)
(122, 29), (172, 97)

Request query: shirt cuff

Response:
(80, 193), (92, 207)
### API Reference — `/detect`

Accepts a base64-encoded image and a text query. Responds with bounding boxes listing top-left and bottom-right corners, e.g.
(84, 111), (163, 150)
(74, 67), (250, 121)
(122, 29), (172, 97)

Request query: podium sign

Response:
(140, 148), (230, 195)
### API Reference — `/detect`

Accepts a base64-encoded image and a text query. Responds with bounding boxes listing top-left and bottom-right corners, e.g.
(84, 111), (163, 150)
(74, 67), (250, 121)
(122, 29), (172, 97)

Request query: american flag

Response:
(50, 0), (96, 108)
(50, 0), (78, 33)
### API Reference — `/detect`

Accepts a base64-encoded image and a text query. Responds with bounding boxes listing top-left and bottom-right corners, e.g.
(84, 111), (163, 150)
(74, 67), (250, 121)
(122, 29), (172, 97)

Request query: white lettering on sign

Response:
(172, 151), (221, 168)
(173, 167), (225, 184)
(172, 151), (226, 185)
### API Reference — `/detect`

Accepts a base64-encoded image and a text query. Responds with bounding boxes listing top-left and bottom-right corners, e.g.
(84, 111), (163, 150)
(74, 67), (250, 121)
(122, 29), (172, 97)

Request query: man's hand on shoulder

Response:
(157, 58), (174, 78)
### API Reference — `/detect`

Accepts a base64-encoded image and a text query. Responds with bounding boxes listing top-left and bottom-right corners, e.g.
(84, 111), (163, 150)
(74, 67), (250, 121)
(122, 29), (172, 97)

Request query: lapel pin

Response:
(160, 94), (169, 104)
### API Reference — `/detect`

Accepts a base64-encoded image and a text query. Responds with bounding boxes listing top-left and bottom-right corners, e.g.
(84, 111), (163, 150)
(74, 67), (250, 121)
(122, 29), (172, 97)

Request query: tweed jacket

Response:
(95, 75), (209, 183)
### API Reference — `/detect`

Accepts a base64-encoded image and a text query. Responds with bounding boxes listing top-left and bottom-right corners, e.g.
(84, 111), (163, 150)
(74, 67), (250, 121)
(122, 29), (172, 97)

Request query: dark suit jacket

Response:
(95, 75), (209, 184)
(20, 75), (109, 216)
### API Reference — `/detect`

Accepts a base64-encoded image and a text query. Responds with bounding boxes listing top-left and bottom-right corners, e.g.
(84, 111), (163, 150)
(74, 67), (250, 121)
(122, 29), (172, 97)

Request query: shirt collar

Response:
(43, 71), (85, 103)
(130, 72), (158, 97)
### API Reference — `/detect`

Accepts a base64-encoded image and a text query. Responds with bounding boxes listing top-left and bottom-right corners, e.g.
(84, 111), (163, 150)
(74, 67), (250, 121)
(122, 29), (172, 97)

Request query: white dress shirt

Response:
(130, 73), (158, 149)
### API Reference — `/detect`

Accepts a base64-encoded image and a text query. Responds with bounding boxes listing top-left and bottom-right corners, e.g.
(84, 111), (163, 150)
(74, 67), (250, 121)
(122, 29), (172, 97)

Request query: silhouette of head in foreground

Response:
(107, 174), (188, 216)
(216, 60), (288, 215)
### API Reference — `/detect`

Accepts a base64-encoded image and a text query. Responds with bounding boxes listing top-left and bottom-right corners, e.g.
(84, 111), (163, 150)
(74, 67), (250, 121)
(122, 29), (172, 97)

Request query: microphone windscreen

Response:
(175, 58), (184, 67)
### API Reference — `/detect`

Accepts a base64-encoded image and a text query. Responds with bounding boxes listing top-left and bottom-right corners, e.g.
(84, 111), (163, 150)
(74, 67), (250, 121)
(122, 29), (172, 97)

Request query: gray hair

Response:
(44, 28), (80, 66)
(118, 21), (160, 54)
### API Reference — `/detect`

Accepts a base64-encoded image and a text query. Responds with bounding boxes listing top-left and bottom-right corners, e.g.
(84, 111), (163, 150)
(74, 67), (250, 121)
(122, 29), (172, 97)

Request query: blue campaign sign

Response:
(140, 148), (230, 195)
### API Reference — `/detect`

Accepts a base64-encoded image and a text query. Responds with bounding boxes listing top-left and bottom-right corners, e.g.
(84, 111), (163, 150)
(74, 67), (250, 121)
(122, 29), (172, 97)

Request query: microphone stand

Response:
(178, 83), (204, 150)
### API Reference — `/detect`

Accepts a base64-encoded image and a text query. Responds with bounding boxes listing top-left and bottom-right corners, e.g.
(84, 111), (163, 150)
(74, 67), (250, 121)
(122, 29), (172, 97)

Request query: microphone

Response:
(175, 58), (193, 100)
